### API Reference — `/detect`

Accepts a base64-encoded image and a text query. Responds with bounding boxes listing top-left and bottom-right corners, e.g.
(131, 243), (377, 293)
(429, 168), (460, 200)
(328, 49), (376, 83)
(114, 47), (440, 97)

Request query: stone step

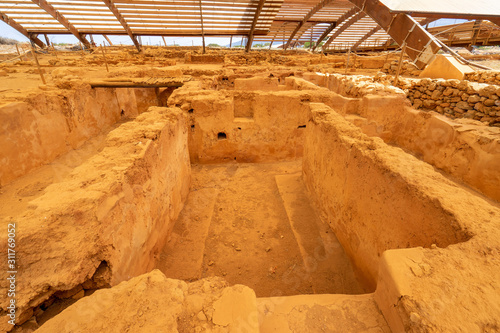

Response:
(257, 293), (391, 333)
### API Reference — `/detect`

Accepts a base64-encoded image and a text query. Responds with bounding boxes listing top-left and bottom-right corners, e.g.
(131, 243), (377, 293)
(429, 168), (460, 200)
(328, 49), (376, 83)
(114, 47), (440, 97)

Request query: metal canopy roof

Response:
(1, 0), (499, 58)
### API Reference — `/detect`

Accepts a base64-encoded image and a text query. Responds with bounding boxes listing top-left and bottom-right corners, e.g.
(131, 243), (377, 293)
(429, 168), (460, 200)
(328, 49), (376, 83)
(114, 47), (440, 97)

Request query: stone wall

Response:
(402, 77), (500, 126)
(302, 72), (405, 98)
(464, 70), (500, 85)
(381, 59), (422, 77)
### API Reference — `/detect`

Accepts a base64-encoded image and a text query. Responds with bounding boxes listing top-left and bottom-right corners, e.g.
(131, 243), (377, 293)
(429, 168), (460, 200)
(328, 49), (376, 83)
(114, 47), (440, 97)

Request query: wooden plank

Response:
(103, 35), (113, 45)
(31, 0), (91, 48)
(89, 81), (184, 88)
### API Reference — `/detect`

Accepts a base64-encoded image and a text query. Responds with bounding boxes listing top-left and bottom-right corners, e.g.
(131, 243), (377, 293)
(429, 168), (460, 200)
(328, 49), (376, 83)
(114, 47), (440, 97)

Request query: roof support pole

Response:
(199, 0), (206, 53)
(246, 0), (266, 52)
(102, 0), (141, 52)
(347, 0), (441, 68)
(31, 0), (91, 49)
(285, 0), (335, 50)
(44, 34), (51, 47)
(103, 35), (113, 46)
(0, 12), (46, 48)
(313, 6), (360, 51)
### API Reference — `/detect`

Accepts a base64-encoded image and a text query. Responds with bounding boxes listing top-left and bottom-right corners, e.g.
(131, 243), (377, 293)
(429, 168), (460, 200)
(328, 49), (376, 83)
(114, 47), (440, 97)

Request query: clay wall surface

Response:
(168, 82), (355, 163)
(0, 85), (159, 187)
(0, 107), (190, 330)
(302, 103), (471, 289)
(351, 95), (500, 202)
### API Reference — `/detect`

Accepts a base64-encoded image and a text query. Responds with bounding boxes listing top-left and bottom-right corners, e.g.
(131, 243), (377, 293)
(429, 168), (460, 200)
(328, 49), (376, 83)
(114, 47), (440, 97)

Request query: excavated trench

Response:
(2, 75), (493, 332)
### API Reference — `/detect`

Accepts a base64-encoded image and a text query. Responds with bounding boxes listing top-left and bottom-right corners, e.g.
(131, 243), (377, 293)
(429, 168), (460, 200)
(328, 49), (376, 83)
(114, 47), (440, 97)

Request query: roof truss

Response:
(284, 0), (335, 49)
(102, 0), (141, 51)
(0, 11), (45, 48)
(31, 0), (91, 48)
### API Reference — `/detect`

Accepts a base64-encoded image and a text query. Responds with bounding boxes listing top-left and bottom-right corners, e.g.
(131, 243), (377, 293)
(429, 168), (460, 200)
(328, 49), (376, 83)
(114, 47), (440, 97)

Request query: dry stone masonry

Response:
(403, 77), (500, 126)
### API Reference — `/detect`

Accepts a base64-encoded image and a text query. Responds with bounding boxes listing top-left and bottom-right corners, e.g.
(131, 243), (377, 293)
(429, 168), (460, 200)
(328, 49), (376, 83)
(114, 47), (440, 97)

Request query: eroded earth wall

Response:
(0, 85), (157, 187)
(0, 107), (190, 331)
(168, 82), (356, 163)
(302, 103), (471, 289)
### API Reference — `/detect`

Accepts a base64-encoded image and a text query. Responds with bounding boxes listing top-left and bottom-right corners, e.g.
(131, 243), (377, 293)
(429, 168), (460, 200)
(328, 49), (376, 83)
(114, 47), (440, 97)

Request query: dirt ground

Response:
(156, 161), (364, 297)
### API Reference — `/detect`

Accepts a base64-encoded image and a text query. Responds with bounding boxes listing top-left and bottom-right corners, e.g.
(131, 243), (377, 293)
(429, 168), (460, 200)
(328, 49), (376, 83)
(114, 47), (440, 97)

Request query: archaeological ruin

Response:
(0, 0), (499, 332)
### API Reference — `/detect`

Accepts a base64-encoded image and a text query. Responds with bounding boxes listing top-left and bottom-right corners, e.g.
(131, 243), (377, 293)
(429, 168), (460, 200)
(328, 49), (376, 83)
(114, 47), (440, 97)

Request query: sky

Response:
(0, 18), (468, 46)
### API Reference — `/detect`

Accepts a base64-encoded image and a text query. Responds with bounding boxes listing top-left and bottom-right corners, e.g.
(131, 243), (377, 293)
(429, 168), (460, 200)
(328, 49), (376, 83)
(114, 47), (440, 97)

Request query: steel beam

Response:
(246, 0), (266, 52)
(31, 0), (91, 48)
(284, 0), (335, 50)
(102, 0), (140, 51)
(0, 12), (46, 48)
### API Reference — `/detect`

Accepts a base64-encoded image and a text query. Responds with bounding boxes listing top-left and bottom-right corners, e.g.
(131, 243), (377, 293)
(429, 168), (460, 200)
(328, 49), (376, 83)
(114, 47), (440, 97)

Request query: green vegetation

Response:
(208, 43), (220, 47)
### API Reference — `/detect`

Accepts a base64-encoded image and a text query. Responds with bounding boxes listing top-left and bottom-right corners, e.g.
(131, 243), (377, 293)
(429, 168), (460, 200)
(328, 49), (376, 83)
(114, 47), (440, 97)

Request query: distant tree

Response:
(264, 43), (271, 47)
(253, 43), (264, 48)
(208, 43), (220, 47)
